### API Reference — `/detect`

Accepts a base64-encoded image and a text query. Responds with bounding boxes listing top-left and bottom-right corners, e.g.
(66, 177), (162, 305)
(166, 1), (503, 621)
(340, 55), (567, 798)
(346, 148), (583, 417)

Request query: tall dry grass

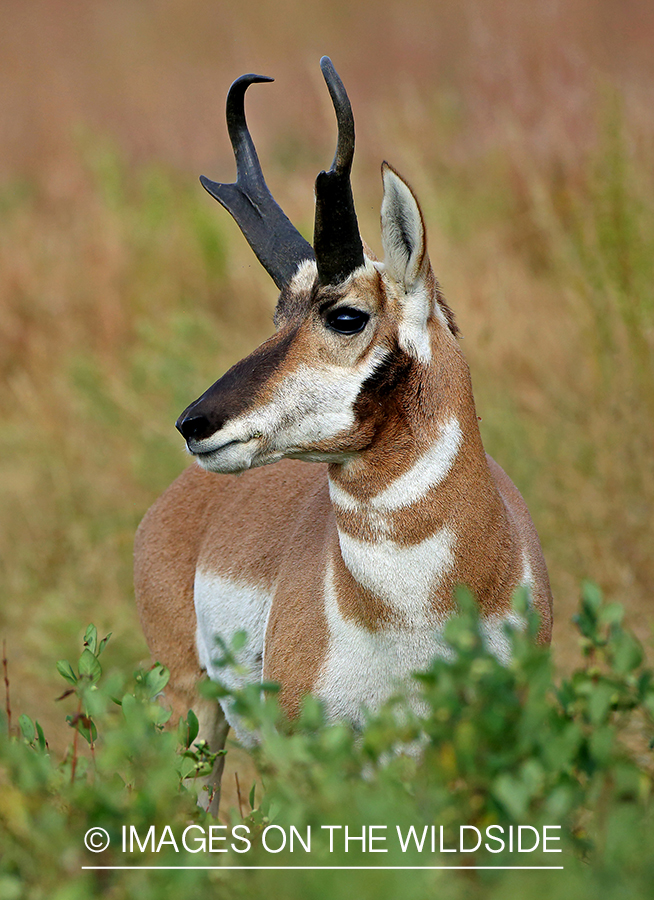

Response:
(1, 0), (653, 746)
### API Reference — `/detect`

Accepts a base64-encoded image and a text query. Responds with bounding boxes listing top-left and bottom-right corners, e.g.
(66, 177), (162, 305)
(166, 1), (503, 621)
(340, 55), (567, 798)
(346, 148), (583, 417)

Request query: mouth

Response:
(189, 437), (242, 458)
(185, 434), (268, 475)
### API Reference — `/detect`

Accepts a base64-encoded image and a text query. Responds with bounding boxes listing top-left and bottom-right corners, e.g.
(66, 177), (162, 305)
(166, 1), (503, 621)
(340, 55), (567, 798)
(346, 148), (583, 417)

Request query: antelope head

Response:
(176, 57), (460, 475)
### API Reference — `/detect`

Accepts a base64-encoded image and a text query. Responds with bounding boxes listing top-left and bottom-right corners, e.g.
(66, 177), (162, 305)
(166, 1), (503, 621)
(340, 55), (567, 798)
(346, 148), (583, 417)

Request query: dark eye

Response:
(325, 307), (369, 335)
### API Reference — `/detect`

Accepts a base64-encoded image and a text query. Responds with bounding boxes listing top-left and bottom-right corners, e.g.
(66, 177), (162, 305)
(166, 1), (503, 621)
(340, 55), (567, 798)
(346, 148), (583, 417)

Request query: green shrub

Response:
(1, 584), (652, 900)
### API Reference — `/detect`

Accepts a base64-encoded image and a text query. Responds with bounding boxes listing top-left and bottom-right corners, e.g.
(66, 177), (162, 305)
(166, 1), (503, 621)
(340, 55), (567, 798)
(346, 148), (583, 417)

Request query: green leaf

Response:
(198, 679), (229, 700)
(121, 693), (137, 723)
(588, 681), (615, 725)
(56, 660), (78, 685)
(97, 633), (112, 657)
(178, 755), (197, 779)
(78, 649), (102, 685)
(83, 625), (98, 656)
(231, 630), (248, 652)
(543, 785), (576, 819)
(543, 721), (583, 769)
(581, 581), (603, 613)
(35, 721), (47, 752)
(249, 783), (256, 810)
(19, 714), (35, 743)
(589, 725), (614, 764)
(67, 715), (97, 745)
(265, 800), (281, 824)
(145, 663), (169, 699)
(186, 709), (199, 747)
(511, 584), (531, 615)
(492, 773), (529, 819)
(611, 630), (643, 675)
(151, 705), (172, 727)
(600, 603), (624, 627)
(574, 582), (605, 642)
(84, 719), (98, 745)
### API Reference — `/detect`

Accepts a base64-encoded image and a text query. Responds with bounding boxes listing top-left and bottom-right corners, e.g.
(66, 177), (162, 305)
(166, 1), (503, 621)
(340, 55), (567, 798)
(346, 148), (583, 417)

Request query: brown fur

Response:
(135, 166), (553, 815)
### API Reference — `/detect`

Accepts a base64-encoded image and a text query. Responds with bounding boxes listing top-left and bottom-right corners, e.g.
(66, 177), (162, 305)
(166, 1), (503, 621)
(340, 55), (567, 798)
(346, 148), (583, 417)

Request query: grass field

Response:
(1, 0), (653, 793)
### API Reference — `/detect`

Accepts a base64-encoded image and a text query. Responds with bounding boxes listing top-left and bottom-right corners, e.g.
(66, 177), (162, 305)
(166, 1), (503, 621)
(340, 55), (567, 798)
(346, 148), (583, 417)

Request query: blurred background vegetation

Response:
(0, 0), (653, 800)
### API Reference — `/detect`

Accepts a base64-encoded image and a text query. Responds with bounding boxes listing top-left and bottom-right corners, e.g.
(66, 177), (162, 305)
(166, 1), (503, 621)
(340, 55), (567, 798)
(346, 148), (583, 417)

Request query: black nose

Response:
(175, 413), (214, 442)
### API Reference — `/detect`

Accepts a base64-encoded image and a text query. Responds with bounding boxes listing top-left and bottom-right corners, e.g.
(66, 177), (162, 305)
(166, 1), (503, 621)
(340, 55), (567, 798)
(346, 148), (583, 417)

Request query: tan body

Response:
(136, 447), (552, 720)
(135, 289), (552, 811)
(134, 61), (552, 814)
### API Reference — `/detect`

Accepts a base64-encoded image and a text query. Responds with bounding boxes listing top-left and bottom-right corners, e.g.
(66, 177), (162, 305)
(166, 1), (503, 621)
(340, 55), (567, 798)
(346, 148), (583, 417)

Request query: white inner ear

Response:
(381, 167), (426, 290)
(381, 165), (431, 362)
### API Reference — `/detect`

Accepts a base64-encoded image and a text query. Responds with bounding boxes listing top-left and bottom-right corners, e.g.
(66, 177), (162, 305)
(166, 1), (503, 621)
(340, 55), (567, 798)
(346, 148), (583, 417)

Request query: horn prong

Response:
(201, 74), (315, 291)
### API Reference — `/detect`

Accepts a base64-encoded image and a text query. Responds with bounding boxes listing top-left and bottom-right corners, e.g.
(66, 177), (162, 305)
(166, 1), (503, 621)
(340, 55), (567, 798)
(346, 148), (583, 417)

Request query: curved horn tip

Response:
(319, 57), (345, 93)
(229, 73), (274, 90)
(225, 75), (274, 121)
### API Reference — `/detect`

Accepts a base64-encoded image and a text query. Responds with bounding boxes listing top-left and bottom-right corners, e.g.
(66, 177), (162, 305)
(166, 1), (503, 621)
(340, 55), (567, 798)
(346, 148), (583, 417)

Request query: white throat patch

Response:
(329, 415), (463, 515)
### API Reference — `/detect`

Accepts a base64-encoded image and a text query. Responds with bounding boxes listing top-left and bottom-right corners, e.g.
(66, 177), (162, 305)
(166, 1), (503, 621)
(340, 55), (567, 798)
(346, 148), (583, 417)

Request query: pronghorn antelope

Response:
(135, 57), (552, 812)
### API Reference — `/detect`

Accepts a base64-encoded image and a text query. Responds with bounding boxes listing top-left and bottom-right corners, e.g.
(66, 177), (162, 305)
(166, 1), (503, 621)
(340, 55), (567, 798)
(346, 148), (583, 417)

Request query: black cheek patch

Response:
(353, 341), (414, 427)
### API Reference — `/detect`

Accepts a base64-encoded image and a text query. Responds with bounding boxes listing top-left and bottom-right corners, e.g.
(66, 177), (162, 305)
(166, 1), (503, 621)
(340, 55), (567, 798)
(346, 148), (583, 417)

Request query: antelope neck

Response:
(329, 397), (477, 538)
(325, 394), (487, 627)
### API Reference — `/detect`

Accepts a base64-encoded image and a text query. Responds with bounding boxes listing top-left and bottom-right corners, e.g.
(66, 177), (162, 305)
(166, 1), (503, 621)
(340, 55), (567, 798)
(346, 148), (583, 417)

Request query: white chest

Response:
(313, 559), (453, 727)
(194, 570), (272, 744)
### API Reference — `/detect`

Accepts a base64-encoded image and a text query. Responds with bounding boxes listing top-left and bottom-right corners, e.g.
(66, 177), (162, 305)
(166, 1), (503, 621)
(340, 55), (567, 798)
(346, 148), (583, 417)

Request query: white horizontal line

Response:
(82, 865), (564, 871)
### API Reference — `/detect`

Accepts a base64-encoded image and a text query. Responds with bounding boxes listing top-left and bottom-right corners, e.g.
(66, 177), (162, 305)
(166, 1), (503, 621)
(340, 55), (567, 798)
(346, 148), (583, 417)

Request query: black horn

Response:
(313, 57), (365, 285)
(200, 74), (315, 290)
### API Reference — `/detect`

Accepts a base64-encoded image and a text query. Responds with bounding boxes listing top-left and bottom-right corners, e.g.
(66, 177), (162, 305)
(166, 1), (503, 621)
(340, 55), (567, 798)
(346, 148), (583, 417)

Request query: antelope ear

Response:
(380, 162), (427, 290)
(380, 162), (431, 360)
